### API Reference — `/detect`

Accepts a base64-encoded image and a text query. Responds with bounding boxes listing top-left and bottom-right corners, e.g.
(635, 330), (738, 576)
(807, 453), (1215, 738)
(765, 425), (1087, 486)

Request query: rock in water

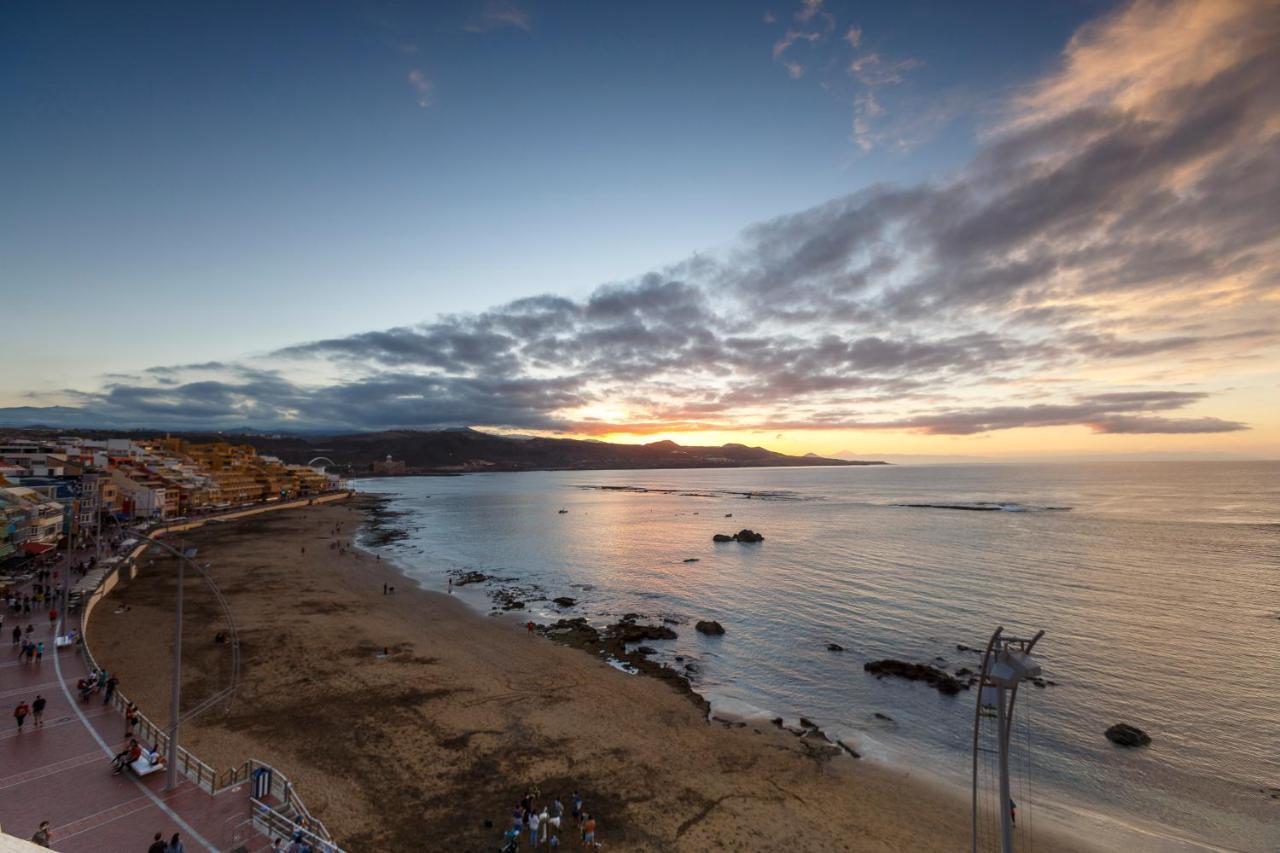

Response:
(552, 596), (576, 607)
(695, 620), (726, 635)
(734, 529), (764, 542)
(712, 533), (734, 542)
(1105, 723), (1151, 747)
(826, 643), (845, 652)
(863, 659), (964, 695)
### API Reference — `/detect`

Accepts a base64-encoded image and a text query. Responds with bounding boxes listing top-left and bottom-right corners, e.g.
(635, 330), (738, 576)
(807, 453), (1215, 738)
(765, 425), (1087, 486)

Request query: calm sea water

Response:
(355, 462), (1279, 851)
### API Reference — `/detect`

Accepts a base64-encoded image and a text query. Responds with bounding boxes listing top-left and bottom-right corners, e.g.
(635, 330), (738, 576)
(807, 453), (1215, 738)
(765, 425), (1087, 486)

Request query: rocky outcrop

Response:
(552, 596), (576, 607)
(712, 529), (765, 543)
(826, 643), (844, 652)
(609, 620), (678, 644)
(1105, 723), (1151, 747)
(453, 571), (489, 586)
(695, 620), (726, 636)
(864, 659), (964, 695)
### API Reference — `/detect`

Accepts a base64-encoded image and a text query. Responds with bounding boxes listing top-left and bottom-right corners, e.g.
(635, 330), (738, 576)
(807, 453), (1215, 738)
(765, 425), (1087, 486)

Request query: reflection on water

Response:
(358, 461), (1280, 851)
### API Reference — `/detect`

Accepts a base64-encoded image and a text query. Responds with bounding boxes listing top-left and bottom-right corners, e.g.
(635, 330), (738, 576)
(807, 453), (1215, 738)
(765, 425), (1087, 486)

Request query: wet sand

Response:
(88, 498), (1096, 851)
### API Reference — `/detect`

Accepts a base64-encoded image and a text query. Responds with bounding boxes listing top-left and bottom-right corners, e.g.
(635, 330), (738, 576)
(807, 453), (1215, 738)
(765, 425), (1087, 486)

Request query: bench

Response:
(130, 753), (165, 776)
(55, 634), (77, 649)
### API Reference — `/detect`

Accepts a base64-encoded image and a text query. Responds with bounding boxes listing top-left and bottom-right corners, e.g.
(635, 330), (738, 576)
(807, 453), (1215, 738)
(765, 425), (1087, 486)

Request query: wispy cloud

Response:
(407, 69), (433, 108)
(9, 0), (1277, 442)
(464, 0), (531, 33)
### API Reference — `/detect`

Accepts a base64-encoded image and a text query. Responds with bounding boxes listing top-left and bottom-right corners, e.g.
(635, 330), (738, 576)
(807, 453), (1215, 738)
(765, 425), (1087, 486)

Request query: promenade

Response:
(1, 576), (264, 851)
(1, 494), (354, 851)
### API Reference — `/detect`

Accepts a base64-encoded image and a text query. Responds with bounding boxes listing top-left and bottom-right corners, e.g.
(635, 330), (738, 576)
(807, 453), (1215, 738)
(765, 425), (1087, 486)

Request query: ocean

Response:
(355, 461), (1279, 852)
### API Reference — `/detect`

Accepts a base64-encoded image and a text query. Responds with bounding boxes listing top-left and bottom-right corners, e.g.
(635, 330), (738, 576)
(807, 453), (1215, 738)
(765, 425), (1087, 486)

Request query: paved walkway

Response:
(1, 569), (270, 852)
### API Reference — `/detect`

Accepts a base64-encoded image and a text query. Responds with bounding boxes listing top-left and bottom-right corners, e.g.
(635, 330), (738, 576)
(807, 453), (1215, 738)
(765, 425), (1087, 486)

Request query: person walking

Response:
(166, 831), (185, 853)
(147, 831), (168, 853)
(14, 700), (30, 732)
(30, 820), (52, 847)
(104, 675), (119, 705)
(10, 625), (18, 645)
(35, 641), (43, 663)
(32, 694), (46, 728)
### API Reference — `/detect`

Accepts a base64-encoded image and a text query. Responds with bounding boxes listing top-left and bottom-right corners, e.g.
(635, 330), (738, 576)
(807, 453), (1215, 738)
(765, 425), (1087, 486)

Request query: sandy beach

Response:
(87, 497), (1097, 851)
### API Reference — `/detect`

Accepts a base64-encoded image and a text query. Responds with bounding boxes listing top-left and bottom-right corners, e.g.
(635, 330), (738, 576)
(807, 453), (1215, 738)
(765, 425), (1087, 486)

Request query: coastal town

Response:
(0, 435), (347, 564)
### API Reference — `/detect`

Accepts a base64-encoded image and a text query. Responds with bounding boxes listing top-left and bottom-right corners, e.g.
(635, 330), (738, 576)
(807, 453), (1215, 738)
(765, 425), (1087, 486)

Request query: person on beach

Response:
(581, 814), (596, 848)
(571, 792), (582, 827)
(14, 700), (30, 731)
(528, 809), (541, 848)
(30, 821), (51, 847)
(147, 832), (168, 853)
(32, 694), (46, 728)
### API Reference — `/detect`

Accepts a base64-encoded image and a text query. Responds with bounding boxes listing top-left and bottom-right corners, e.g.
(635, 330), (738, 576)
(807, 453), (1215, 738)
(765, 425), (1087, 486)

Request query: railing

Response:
(250, 798), (341, 853)
(75, 502), (347, 848)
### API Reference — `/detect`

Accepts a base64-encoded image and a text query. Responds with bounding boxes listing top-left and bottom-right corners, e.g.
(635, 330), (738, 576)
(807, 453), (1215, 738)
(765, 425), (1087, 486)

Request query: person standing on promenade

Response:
(14, 700), (30, 732)
(147, 831), (167, 853)
(30, 820), (51, 847)
(125, 701), (139, 737)
(104, 674), (119, 705)
(48, 607), (57, 632)
(10, 625), (18, 645)
(166, 831), (185, 853)
(35, 641), (43, 663)
(32, 694), (46, 728)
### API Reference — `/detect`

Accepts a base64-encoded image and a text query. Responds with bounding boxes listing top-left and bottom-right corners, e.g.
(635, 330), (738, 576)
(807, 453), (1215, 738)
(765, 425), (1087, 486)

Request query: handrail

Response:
(75, 500), (347, 845)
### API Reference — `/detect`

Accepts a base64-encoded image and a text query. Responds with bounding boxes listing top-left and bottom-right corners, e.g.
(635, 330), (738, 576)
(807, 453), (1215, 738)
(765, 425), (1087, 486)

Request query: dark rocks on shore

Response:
(607, 619), (678, 644)
(838, 741), (861, 759)
(537, 617), (708, 715)
(552, 596), (577, 607)
(864, 659), (964, 695)
(955, 667), (973, 677)
(695, 620), (726, 636)
(635, 645), (656, 655)
(453, 571), (489, 586)
(826, 643), (845, 652)
(712, 533), (734, 542)
(874, 712), (893, 721)
(799, 717), (818, 729)
(1105, 723), (1151, 747)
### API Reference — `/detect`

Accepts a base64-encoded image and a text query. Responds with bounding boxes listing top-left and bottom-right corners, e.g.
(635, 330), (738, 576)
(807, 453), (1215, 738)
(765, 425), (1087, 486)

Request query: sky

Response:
(2, 0), (1277, 460)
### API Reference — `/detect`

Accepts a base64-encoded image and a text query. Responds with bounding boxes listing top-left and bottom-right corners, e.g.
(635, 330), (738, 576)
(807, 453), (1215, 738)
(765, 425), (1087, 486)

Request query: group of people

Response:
(111, 737), (164, 774)
(11, 694), (47, 731)
(77, 667), (118, 704)
(502, 790), (600, 850)
(146, 831), (185, 853)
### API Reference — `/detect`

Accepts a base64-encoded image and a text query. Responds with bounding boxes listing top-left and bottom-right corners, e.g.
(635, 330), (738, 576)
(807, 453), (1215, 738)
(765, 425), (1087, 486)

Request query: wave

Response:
(890, 501), (1072, 513)
(574, 484), (813, 501)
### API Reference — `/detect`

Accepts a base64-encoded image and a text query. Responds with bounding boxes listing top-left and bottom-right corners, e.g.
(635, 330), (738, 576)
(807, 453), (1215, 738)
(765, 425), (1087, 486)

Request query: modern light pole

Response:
(971, 627), (1044, 853)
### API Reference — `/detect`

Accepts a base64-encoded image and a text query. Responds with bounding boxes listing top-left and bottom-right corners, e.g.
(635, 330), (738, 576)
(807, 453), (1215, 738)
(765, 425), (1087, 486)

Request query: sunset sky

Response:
(3, 0), (1277, 459)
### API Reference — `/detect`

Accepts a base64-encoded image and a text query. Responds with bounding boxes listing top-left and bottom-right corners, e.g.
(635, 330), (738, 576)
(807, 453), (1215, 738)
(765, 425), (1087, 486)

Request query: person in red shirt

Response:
(48, 608), (57, 630)
(14, 700), (30, 731)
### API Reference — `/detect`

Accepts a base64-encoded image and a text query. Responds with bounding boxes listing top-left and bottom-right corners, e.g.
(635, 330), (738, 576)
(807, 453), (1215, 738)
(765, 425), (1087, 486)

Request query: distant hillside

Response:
(229, 429), (884, 473)
(2, 426), (885, 473)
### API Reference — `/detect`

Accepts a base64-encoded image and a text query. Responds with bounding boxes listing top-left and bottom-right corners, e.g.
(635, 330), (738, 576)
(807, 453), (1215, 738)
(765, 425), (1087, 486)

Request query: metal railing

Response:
(74, 503), (345, 848)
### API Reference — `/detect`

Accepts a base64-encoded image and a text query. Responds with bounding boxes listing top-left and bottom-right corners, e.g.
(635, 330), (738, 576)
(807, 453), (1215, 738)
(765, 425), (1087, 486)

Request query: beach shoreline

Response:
(88, 495), (1102, 851)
